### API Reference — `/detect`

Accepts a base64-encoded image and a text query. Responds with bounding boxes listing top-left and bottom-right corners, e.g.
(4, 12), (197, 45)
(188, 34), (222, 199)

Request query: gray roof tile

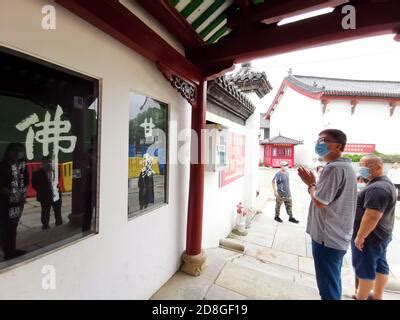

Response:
(288, 75), (400, 98)
(260, 135), (303, 145)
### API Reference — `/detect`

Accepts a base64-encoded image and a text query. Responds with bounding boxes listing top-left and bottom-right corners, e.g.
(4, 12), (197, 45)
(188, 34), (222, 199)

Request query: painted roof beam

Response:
(135, 0), (204, 49)
(227, 0), (349, 28)
(188, 0), (400, 66)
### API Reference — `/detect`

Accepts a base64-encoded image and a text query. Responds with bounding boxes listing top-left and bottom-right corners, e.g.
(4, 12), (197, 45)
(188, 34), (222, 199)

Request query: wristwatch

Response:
(308, 183), (316, 193)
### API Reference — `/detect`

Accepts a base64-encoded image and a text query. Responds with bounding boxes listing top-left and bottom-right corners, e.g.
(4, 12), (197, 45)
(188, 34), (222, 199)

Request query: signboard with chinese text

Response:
(219, 132), (245, 188)
(344, 144), (376, 154)
(271, 158), (294, 168)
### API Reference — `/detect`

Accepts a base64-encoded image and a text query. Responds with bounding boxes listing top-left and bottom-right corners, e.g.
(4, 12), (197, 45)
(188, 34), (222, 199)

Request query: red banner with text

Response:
(220, 132), (245, 188)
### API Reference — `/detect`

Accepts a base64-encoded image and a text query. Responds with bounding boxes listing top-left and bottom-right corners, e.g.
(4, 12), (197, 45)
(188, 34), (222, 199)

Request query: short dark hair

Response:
(319, 129), (347, 151)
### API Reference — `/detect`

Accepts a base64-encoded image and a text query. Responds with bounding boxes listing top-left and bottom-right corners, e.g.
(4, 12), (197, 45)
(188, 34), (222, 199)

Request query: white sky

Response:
(234, 34), (400, 112)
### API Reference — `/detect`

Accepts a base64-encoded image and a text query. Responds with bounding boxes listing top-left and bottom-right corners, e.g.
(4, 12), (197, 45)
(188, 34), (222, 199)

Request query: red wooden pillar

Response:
(181, 79), (207, 276)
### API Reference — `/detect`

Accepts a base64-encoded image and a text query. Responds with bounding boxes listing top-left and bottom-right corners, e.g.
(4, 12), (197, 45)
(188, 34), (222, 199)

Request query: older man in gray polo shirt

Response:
(298, 129), (357, 300)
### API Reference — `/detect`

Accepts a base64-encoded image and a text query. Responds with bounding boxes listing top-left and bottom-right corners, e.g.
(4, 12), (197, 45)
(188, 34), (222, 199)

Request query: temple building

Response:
(0, 0), (399, 299)
(264, 72), (400, 167)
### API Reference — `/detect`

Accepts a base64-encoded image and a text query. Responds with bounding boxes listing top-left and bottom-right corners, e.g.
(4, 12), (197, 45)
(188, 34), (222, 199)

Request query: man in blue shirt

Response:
(272, 161), (299, 223)
(352, 155), (396, 300)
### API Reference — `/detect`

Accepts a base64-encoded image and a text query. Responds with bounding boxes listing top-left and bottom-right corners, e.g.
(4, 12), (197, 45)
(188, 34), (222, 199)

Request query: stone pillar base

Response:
(181, 250), (207, 277)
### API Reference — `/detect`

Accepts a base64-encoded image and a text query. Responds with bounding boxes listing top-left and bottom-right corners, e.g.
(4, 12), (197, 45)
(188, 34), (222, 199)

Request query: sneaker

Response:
(274, 216), (283, 223)
(289, 217), (299, 224)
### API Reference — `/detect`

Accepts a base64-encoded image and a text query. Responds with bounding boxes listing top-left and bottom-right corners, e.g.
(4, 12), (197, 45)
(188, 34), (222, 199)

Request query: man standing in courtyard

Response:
(298, 129), (357, 300)
(272, 161), (299, 223)
(352, 155), (396, 300)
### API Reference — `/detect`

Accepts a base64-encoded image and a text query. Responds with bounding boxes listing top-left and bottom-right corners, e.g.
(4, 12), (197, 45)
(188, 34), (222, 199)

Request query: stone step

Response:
(214, 261), (321, 300)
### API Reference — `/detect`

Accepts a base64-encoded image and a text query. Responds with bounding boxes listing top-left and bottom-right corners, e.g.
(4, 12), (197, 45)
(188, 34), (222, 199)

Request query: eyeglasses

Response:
(316, 137), (340, 144)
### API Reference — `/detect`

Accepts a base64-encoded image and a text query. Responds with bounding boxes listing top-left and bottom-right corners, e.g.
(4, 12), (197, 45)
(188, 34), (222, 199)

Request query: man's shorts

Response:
(351, 234), (392, 280)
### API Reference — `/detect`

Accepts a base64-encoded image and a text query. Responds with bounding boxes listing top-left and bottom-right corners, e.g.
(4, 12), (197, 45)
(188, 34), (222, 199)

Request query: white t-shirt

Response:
(388, 168), (400, 184)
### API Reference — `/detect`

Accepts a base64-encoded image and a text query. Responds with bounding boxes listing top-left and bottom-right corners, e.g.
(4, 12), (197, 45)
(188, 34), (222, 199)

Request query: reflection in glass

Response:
(128, 93), (168, 217)
(0, 47), (99, 266)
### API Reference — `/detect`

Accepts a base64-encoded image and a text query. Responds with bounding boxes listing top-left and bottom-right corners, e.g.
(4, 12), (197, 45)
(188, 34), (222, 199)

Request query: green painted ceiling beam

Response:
(170, 0), (180, 7)
(181, 0), (204, 18)
(207, 25), (228, 44)
(199, 12), (226, 39)
(191, 0), (225, 30)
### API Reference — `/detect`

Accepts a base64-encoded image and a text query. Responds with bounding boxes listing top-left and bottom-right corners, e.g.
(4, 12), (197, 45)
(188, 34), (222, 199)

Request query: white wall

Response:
(269, 86), (323, 167)
(202, 112), (246, 248)
(0, 0), (191, 299)
(202, 90), (265, 248)
(270, 86), (400, 167)
(244, 92), (263, 210)
(325, 100), (400, 154)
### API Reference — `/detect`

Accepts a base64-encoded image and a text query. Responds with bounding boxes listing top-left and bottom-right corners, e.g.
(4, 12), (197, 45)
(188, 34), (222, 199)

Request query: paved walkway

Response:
(151, 168), (400, 300)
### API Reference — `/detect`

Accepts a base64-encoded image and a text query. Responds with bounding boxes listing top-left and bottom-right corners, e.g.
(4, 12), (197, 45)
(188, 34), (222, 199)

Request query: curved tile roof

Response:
(226, 63), (273, 98)
(214, 76), (256, 113)
(288, 74), (400, 98)
(260, 135), (303, 145)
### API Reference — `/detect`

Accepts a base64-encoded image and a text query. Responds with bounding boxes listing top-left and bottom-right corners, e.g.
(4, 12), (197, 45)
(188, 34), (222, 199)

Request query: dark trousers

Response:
(0, 220), (19, 257)
(312, 240), (346, 300)
(40, 200), (62, 227)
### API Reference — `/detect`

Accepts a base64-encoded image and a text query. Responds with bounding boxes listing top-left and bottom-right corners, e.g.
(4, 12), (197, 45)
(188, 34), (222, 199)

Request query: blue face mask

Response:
(315, 142), (330, 157)
(357, 183), (366, 191)
(358, 167), (370, 179)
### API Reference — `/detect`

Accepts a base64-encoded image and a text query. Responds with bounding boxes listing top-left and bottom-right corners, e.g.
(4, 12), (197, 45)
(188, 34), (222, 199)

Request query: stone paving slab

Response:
(272, 224), (307, 257)
(151, 271), (213, 300)
(151, 247), (240, 300)
(293, 272), (318, 289)
(232, 255), (298, 283)
(246, 221), (277, 237)
(228, 231), (275, 248)
(244, 243), (299, 271)
(215, 262), (320, 300)
(205, 284), (248, 300)
(299, 256), (315, 275)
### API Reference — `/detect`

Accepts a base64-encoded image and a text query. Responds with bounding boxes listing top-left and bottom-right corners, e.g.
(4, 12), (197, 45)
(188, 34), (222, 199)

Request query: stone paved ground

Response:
(151, 168), (400, 300)
(0, 194), (89, 265)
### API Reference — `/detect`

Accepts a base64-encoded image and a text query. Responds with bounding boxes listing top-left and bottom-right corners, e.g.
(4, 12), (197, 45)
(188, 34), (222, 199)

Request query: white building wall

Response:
(0, 0), (191, 299)
(245, 92), (266, 209)
(202, 112), (246, 248)
(202, 90), (266, 248)
(269, 86), (323, 167)
(324, 100), (400, 154)
(270, 86), (400, 167)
